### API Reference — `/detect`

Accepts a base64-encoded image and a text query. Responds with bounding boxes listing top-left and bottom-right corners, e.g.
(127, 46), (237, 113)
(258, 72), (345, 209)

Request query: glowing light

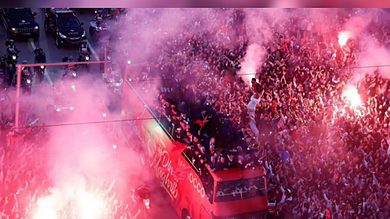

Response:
(33, 196), (59, 219)
(342, 85), (362, 108)
(102, 112), (107, 117)
(127, 60), (132, 64)
(76, 190), (108, 219)
(338, 31), (351, 47)
(33, 186), (110, 219)
(112, 144), (118, 149)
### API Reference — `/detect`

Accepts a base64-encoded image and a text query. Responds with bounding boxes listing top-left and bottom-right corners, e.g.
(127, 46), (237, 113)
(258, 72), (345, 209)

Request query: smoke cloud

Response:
(3, 8), (390, 219)
(238, 43), (265, 83)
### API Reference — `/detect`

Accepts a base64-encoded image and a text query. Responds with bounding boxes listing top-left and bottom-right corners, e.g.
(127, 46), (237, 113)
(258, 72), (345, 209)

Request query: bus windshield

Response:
(215, 176), (266, 202)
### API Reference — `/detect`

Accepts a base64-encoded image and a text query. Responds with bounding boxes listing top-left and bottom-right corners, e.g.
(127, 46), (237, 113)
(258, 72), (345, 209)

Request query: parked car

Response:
(44, 8), (86, 47)
(0, 8), (39, 40)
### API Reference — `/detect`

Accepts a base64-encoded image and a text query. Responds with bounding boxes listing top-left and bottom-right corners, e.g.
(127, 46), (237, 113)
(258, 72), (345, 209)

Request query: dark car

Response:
(44, 8), (86, 48)
(0, 8), (39, 40)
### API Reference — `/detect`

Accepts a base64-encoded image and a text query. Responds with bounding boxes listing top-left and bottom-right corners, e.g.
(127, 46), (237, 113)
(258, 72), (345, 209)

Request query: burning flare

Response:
(342, 85), (362, 108)
(338, 31), (351, 47)
(32, 185), (110, 219)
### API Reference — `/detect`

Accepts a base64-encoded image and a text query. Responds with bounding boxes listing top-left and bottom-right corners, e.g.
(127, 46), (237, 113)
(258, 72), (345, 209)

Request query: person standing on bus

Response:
(247, 93), (261, 142)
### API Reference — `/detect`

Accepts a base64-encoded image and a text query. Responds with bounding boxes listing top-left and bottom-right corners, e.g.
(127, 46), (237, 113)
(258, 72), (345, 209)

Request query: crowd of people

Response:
(1, 8), (390, 219)
(147, 9), (390, 219)
(0, 102), (141, 219)
(151, 10), (265, 173)
(254, 21), (390, 219)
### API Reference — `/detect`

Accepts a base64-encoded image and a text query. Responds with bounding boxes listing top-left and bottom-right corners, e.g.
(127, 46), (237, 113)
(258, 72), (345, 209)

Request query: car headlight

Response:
(11, 28), (16, 32)
(58, 32), (67, 38)
(81, 31), (86, 38)
(85, 56), (90, 61)
(34, 26), (39, 30)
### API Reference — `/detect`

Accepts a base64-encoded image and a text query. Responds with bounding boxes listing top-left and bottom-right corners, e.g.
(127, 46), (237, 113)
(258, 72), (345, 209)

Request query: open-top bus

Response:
(121, 76), (268, 219)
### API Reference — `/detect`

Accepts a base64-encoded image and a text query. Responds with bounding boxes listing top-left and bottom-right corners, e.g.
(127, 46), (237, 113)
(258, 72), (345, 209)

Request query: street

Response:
(0, 8), (178, 219)
(0, 8), (102, 84)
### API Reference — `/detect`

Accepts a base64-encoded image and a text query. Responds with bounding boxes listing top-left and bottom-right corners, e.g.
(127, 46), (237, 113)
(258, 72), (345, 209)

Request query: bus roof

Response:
(206, 165), (266, 182)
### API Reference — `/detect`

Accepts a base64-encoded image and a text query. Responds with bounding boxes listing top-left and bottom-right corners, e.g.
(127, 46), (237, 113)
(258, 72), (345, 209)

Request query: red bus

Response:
(121, 78), (268, 219)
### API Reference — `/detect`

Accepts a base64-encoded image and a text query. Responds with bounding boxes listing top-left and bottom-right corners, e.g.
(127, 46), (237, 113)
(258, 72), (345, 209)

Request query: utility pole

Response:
(14, 65), (22, 131)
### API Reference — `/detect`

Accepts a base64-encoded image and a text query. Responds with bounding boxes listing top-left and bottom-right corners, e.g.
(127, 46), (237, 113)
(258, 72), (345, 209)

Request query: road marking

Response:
(43, 70), (54, 86)
(28, 39), (36, 50)
(29, 40), (53, 86)
(87, 40), (100, 61)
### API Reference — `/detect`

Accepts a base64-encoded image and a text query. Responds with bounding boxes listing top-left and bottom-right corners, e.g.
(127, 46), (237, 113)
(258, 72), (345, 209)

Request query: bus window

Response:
(215, 177), (266, 202)
(200, 168), (214, 203)
(182, 150), (214, 203)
